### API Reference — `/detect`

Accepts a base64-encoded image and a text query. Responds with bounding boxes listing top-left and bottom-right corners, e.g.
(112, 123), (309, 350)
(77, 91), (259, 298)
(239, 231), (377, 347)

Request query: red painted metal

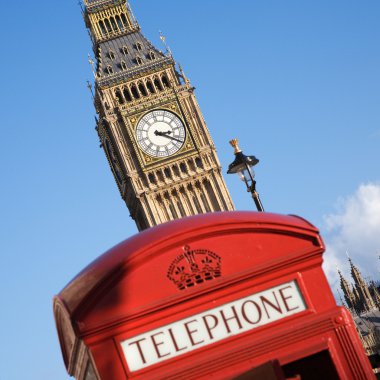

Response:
(54, 211), (375, 379)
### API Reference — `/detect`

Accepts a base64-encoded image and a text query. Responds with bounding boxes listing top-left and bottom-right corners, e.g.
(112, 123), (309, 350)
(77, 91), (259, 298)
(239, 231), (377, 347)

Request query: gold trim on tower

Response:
(127, 103), (196, 168)
(85, 0), (235, 231)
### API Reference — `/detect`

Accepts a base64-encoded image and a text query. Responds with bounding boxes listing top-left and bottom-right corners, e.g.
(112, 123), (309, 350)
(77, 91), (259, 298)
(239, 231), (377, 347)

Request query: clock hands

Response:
(154, 130), (172, 136)
(154, 130), (184, 144)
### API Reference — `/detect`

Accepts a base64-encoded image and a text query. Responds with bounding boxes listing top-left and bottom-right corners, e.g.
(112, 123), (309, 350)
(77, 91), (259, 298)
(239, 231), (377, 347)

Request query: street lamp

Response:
(227, 139), (265, 212)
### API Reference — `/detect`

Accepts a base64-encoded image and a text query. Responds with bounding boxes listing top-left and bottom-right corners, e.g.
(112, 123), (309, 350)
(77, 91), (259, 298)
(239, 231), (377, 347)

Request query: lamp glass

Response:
(237, 171), (246, 182)
(237, 165), (254, 189)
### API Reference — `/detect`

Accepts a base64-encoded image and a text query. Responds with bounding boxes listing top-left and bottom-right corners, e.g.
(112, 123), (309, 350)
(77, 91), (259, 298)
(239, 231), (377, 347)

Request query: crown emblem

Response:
(167, 245), (222, 290)
(229, 138), (242, 154)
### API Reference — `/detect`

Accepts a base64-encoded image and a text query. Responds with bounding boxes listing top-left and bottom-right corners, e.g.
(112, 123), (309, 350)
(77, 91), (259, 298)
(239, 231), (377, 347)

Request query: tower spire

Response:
(338, 269), (357, 311)
(371, 282), (380, 309)
(349, 257), (376, 312)
(80, 0), (235, 230)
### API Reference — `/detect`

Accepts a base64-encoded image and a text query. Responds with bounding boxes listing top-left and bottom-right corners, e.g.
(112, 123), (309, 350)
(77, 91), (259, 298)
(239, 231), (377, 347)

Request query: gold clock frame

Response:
(126, 101), (196, 168)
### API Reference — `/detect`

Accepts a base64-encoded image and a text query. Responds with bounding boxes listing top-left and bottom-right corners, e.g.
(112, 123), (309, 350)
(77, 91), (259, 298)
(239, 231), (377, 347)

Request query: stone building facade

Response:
(82, 0), (234, 231)
(338, 257), (380, 372)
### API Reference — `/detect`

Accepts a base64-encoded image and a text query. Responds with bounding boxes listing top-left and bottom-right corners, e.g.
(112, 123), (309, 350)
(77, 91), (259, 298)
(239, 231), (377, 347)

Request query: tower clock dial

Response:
(136, 110), (186, 158)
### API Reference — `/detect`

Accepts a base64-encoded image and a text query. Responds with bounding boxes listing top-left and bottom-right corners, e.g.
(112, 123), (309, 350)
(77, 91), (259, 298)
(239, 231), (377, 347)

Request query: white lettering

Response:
(121, 281), (306, 372)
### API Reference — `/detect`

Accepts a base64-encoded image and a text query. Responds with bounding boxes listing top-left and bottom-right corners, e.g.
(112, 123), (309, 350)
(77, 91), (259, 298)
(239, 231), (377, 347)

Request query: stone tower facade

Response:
(338, 257), (380, 367)
(338, 269), (357, 310)
(349, 258), (377, 311)
(338, 258), (380, 314)
(82, 0), (234, 231)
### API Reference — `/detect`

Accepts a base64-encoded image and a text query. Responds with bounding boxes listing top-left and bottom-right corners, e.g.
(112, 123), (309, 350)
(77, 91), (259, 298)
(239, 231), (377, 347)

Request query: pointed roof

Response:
(349, 257), (366, 284)
(97, 31), (173, 87)
(338, 269), (351, 290)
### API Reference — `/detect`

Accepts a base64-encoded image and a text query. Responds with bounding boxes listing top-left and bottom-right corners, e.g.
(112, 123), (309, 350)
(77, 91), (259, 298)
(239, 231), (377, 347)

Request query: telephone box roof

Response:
(56, 211), (320, 318)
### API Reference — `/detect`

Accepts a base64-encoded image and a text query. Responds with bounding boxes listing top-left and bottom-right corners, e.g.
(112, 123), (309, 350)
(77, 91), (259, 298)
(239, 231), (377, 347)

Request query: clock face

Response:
(136, 110), (186, 158)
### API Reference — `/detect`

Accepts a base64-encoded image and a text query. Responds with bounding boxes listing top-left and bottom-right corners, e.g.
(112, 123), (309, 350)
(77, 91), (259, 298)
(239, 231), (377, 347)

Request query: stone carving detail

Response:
(88, 0), (235, 231)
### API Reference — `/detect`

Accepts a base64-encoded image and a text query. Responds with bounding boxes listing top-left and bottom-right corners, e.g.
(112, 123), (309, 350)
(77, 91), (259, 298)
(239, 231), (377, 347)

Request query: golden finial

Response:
(229, 139), (242, 154)
(159, 31), (172, 56)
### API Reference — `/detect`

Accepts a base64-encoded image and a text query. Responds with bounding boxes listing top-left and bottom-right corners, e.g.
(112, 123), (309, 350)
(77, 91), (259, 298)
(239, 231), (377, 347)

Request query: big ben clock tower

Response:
(83, 0), (234, 231)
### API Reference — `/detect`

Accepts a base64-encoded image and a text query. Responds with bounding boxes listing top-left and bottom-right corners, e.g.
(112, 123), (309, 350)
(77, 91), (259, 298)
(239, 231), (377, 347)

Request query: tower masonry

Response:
(338, 269), (357, 310)
(338, 257), (380, 314)
(349, 258), (377, 312)
(82, 0), (234, 231)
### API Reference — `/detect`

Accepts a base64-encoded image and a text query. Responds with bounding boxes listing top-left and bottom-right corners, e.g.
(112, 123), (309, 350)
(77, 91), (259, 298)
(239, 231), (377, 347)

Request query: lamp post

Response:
(227, 139), (264, 212)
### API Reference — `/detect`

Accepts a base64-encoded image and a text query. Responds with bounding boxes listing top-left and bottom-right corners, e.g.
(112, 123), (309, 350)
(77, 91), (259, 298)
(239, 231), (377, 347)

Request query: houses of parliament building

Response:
(338, 257), (380, 369)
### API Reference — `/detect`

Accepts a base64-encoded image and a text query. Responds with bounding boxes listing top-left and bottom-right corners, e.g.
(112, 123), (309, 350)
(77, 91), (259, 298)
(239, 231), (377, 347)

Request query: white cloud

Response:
(322, 183), (380, 292)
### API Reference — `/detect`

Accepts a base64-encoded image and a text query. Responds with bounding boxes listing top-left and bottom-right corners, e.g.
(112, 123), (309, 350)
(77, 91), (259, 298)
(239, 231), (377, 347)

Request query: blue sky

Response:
(1, 1), (380, 379)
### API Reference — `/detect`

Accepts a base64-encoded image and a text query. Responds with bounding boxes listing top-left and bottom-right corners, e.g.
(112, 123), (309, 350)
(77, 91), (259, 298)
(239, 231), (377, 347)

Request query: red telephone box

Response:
(54, 212), (374, 379)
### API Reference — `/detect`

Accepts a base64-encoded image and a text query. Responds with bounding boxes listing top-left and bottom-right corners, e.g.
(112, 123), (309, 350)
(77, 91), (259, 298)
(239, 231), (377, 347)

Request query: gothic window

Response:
(106, 65), (113, 75)
(169, 203), (178, 219)
(195, 157), (203, 169)
(104, 18), (112, 33)
(121, 46), (129, 55)
(135, 42), (143, 51)
(180, 162), (187, 174)
(120, 60), (127, 70)
(115, 15), (124, 31)
(148, 173), (156, 184)
(130, 84), (140, 99)
(138, 82), (147, 96)
(172, 165), (180, 177)
(157, 170), (164, 182)
(188, 159), (196, 172)
(161, 74), (170, 88)
(120, 13), (128, 27)
(99, 20), (106, 37)
(136, 56), (143, 65)
(149, 51), (156, 60)
(115, 89), (124, 104)
(154, 77), (163, 91)
(164, 168), (172, 179)
(108, 50), (115, 60)
(123, 87), (132, 102)
(177, 201), (186, 217)
(110, 17), (118, 32)
(146, 80), (155, 94)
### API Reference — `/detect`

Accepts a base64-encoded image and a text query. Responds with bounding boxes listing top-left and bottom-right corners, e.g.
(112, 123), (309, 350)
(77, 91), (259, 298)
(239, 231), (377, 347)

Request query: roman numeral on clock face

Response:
(136, 109), (186, 158)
